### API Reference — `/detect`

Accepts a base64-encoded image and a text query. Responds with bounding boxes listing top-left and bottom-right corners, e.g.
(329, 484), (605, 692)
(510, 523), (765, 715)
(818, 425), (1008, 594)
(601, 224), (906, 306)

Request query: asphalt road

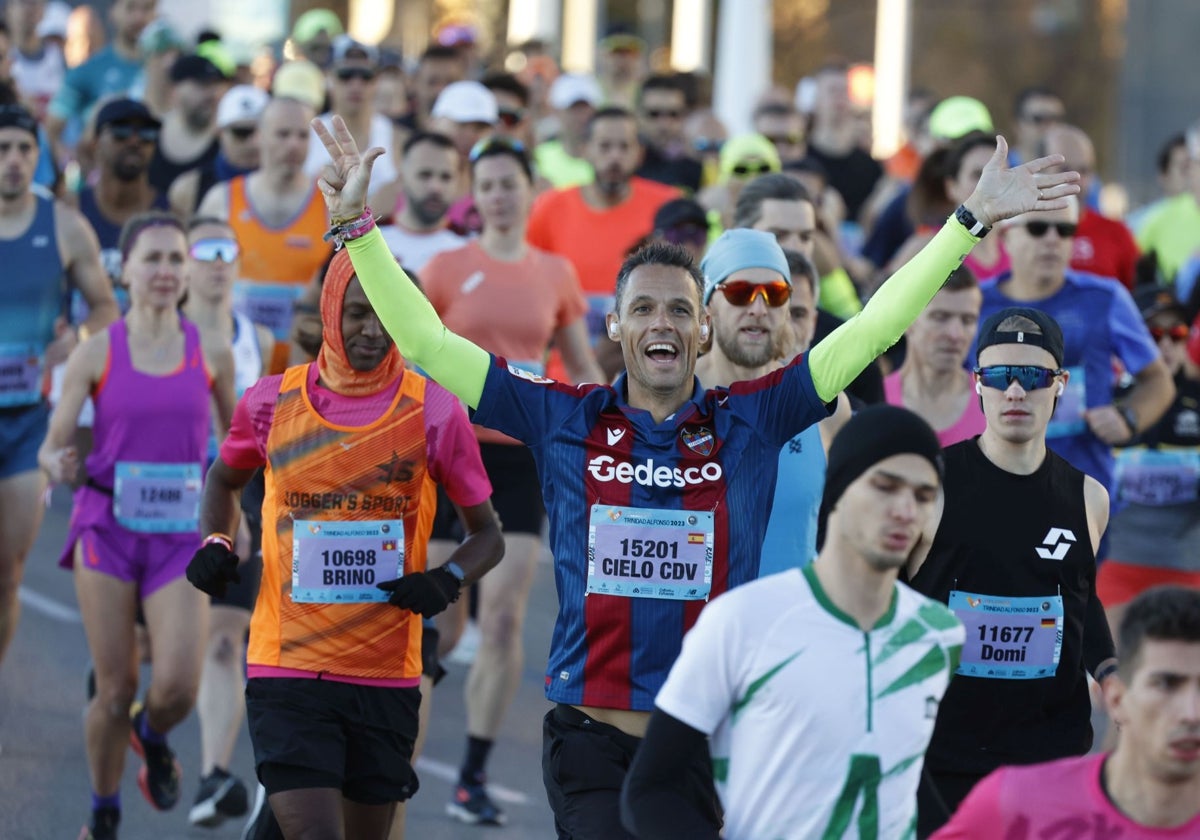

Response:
(0, 486), (560, 840)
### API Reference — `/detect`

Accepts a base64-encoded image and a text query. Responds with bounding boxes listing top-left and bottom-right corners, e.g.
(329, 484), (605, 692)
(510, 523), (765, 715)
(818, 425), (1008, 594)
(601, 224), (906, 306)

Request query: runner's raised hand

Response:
(963, 135), (1081, 227)
(311, 115), (386, 220)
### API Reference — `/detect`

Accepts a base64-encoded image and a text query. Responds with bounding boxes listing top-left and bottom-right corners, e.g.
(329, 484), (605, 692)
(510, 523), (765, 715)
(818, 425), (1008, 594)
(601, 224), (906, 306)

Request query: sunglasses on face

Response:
(974, 364), (1064, 391)
(497, 107), (525, 127)
(732, 162), (772, 177)
(1150, 324), (1189, 342)
(1025, 112), (1062, 126)
(645, 108), (682, 120)
(693, 138), (724, 154)
(226, 125), (257, 140)
(1022, 221), (1077, 238)
(335, 66), (377, 83)
(189, 237), (240, 263)
(715, 280), (791, 307)
(660, 224), (707, 248)
(107, 124), (159, 143)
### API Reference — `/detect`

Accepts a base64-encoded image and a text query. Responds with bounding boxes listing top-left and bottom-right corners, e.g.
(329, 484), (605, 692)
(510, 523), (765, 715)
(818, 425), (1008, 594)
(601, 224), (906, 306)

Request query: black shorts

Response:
(542, 704), (721, 840)
(0, 402), (48, 479)
(430, 442), (544, 540)
(246, 677), (421, 804)
(916, 768), (986, 838)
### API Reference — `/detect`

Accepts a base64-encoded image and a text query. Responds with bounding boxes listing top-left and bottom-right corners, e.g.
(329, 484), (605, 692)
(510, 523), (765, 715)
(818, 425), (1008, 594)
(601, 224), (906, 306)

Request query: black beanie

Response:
(816, 405), (944, 549)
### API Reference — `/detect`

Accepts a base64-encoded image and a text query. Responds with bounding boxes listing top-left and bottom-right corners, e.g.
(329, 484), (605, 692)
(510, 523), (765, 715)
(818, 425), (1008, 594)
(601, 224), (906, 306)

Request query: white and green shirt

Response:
(655, 566), (964, 840)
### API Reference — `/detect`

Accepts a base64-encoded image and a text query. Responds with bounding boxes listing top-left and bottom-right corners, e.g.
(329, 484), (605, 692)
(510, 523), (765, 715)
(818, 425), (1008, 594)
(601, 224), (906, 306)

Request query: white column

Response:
(348, 0), (395, 46)
(871, 0), (912, 158)
(713, 0), (771, 135)
(561, 0), (598, 73)
(508, 0), (563, 45)
(670, 0), (712, 72)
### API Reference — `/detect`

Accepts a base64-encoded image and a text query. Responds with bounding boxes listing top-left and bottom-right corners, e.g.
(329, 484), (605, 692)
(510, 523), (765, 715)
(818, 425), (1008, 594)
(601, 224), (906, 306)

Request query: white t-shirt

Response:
(12, 44), (65, 119)
(378, 224), (466, 274)
(305, 112), (398, 192)
(655, 566), (964, 840)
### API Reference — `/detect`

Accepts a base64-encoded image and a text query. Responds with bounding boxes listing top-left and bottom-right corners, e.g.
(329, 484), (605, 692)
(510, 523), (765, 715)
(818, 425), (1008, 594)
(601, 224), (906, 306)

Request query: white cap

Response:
(431, 81), (498, 125)
(36, 1), (71, 39)
(217, 85), (270, 129)
(548, 74), (602, 111)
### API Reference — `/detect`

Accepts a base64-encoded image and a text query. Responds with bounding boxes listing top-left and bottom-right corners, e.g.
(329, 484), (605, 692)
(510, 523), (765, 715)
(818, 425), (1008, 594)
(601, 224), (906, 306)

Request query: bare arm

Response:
(554, 319), (605, 385)
(57, 203), (118, 337)
(196, 180), (231, 222)
(199, 457), (257, 547)
(204, 343), (237, 442)
(253, 325), (276, 378)
(445, 500), (505, 586)
(1124, 357), (1176, 437)
(37, 332), (106, 483)
(817, 392), (851, 452)
(168, 169), (200, 222)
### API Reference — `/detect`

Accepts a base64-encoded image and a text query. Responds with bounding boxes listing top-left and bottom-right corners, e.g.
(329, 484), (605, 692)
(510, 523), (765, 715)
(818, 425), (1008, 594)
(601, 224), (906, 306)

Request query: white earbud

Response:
(1056, 382), (1064, 396)
(609, 324), (619, 338)
(700, 324), (709, 340)
(975, 381), (983, 396)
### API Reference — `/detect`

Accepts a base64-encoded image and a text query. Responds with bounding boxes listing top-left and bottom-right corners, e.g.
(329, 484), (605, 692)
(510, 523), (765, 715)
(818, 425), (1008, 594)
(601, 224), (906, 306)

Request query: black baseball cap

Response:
(1133, 285), (1188, 322)
(976, 306), (1065, 368)
(94, 98), (161, 132)
(169, 54), (226, 84)
(654, 198), (708, 232)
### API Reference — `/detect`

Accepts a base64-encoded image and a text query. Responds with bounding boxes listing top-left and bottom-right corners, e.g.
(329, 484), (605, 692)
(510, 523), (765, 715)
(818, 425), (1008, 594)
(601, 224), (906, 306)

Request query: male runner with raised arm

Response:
(312, 115), (1078, 838)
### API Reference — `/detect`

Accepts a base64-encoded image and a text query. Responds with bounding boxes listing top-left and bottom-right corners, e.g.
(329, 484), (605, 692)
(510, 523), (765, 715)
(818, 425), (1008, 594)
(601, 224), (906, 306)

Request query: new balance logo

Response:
(606, 428), (625, 446)
(1035, 527), (1076, 561)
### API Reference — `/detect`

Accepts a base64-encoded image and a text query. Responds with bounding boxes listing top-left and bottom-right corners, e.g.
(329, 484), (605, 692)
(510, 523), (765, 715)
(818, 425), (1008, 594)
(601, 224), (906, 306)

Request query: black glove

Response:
(377, 567), (461, 618)
(187, 542), (241, 597)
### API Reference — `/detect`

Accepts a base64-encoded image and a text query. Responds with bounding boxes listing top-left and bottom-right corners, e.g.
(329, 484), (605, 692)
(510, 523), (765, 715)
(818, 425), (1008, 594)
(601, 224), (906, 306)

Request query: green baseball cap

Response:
(292, 9), (344, 44)
(928, 96), (993, 142)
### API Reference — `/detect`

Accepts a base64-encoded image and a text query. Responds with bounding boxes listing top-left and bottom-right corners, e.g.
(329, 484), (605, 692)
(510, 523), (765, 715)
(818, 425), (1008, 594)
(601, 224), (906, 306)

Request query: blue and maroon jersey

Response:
(472, 354), (829, 711)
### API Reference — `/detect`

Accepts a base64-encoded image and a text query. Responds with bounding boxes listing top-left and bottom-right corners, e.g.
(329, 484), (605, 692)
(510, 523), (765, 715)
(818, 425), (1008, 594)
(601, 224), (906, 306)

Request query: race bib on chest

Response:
(1115, 448), (1200, 506)
(1047, 365), (1086, 439)
(291, 519), (404, 603)
(113, 462), (202, 532)
(587, 505), (714, 600)
(0, 343), (43, 407)
(233, 282), (304, 341)
(950, 591), (1064, 680)
(584, 293), (616, 345)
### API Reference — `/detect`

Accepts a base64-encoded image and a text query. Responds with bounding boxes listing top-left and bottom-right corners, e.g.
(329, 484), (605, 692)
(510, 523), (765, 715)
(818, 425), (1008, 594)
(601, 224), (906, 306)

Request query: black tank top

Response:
(909, 438), (1096, 775)
(148, 138), (219, 197)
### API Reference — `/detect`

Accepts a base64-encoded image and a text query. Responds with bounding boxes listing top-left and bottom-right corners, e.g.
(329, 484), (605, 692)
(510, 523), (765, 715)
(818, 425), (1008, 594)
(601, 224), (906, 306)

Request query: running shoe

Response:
(190, 766), (250, 827)
(78, 806), (119, 840)
(128, 706), (182, 811)
(446, 781), (507, 826)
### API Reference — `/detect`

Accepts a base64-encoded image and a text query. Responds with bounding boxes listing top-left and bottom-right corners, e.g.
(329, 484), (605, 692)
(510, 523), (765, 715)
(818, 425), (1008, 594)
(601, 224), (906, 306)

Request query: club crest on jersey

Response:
(681, 426), (714, 456)
(506, 364), (555, 384)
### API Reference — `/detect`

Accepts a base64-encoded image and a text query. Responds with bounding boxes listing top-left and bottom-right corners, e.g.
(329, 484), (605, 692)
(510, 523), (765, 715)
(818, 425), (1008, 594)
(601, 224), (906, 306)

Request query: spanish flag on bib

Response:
(247, 363), (436, 681)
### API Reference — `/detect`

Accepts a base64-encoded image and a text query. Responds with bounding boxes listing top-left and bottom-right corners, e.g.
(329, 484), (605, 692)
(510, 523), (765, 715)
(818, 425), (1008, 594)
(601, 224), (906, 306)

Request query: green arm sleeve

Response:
(817, 267), (863, 319)
(808, 218), (978, 403)
(345, 227), (491, 407)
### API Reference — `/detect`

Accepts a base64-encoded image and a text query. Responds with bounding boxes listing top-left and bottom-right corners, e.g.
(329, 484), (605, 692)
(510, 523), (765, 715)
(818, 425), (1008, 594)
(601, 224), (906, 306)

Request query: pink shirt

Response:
(884, 370), (987, 447)
(933, 753), (1200, 839)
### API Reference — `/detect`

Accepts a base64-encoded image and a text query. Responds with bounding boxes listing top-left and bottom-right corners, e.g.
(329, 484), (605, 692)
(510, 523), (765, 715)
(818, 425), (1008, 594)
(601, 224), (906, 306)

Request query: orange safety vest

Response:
(247, 365), (436, 681)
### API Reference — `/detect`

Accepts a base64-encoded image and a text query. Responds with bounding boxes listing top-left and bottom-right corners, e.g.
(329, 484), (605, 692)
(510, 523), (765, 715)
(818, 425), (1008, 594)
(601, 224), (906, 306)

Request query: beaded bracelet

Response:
(202, 533), (234, 551)
(324, 208), (376, 249)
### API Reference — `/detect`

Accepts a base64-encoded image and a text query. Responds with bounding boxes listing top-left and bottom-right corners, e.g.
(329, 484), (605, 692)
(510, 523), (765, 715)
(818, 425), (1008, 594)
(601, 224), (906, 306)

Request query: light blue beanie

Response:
(700, 229), (791, 303)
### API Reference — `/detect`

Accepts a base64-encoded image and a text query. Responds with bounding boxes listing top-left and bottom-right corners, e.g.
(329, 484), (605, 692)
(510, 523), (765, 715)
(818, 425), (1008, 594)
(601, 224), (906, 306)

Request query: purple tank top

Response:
(87, 318), (211, 491)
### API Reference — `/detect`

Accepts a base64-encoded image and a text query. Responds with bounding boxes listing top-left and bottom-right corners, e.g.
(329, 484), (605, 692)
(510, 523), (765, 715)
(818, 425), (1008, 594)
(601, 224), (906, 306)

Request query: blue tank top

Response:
(75, 186), (166, 316)
(760, 424), (825, 574)
(0, 193), (64, 406)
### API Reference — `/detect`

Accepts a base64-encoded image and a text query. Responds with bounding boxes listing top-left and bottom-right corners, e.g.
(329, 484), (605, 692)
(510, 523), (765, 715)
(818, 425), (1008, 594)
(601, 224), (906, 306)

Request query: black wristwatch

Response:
(954, 204), (991, 238)
(443, 561), (467, 587)
(1117, 405), (1139, 439)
